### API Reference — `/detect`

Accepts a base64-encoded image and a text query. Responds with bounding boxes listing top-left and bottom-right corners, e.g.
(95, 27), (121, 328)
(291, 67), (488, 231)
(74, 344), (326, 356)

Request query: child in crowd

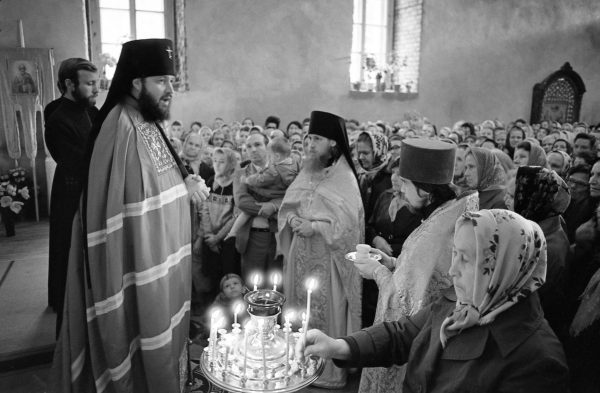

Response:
(212, 274), (248, 309)
(193, 147), (240, 316)
(211, 274), (249, 327)
(192, 273), (249, 344)
(226, 137), (300, 239)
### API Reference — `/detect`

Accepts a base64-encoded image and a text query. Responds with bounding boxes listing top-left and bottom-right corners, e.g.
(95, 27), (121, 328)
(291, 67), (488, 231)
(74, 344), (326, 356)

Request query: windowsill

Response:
(348, 90), (418, 100)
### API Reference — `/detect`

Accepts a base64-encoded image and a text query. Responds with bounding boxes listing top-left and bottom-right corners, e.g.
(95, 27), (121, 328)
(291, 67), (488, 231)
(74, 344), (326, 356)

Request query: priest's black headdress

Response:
(88, 38), (175, 158)
(307, 110), (358, 178)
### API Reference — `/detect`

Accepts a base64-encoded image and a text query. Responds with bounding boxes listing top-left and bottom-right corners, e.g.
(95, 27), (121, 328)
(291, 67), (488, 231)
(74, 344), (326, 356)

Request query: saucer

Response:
(345, 251), (382, 262)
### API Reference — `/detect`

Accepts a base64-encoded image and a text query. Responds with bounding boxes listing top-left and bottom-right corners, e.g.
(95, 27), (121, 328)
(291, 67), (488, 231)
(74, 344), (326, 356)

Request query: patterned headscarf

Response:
(526, 142), (548, 167)
(547, 150), (571, 178)
(357, 131), (389, 170)
(514, 166), (571, 222)
(468, 147), (506, 191)
(440, 209), (547, 347)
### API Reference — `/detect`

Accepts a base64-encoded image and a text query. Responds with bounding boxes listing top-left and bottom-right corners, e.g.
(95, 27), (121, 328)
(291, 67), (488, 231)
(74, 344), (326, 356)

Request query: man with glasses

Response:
(564, 164), (594, 242)
(389, 135), (403, 161)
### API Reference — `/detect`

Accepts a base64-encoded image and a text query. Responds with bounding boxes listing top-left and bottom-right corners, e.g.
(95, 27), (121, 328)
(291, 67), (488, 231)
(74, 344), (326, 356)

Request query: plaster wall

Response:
(172, 0), (600, 127)
(0, 0), (88, 70)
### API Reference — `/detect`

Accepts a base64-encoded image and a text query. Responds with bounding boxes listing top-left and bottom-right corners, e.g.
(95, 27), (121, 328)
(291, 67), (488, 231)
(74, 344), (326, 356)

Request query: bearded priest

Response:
(279, 110), (364, 389)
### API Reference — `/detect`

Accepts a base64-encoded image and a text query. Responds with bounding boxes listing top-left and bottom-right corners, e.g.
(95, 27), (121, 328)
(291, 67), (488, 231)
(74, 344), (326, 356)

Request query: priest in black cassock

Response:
(44, 58), (99, 337)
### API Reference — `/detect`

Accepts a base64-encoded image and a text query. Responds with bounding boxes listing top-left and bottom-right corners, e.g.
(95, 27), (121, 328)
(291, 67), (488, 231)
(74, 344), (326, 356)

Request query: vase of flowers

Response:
(0, 167), (30, 237)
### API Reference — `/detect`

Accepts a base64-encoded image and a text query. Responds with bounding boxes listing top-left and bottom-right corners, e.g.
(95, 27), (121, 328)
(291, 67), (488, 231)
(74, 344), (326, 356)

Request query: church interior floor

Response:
(0, 219), (360, 392)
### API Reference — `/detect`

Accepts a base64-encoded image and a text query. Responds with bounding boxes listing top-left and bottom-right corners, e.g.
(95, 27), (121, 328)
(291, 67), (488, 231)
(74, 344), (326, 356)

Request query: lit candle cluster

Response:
(201, 272), (322, 391)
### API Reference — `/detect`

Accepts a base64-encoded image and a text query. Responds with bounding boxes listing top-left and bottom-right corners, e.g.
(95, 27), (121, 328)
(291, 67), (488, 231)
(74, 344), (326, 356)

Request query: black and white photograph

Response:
(1, 1), (599, 392)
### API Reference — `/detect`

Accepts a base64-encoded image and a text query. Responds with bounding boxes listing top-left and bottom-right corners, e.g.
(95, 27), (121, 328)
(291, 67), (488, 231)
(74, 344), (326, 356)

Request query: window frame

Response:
(351, 0), (395, 91)
(350, 0), (421, 97)
(87, 0), (175, 74)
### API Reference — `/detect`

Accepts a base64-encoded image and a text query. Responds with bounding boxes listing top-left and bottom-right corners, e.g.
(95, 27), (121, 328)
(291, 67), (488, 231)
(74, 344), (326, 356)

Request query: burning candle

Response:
(253, 274), (261, 291)
(304, 278), (317, 335)
(210, 311), (223, 362)
(233, 302), (243, 326)
(271, 272), (281, 291)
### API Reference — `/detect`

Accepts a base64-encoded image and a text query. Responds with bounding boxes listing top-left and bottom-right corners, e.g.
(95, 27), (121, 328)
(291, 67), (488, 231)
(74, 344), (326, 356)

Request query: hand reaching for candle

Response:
(295, 329), (351, 362)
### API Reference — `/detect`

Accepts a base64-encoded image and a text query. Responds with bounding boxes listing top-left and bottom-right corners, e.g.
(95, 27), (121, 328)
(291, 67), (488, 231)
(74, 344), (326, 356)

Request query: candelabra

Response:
(199, 274), (324, 393)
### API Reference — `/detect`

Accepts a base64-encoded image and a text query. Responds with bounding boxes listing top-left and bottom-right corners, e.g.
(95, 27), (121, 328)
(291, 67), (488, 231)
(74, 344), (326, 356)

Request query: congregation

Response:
(169, 112), (600, 393)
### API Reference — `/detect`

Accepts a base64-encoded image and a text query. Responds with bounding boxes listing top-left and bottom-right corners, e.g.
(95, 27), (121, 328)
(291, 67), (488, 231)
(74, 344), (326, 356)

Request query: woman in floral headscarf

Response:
(301, 210), (568, 393)
(463, 147), (507, 209)
(356, 131), (391, 219)
(546, 149), (571, 179)
(511, 166), (571, 342)
(356, 130), (392, 327)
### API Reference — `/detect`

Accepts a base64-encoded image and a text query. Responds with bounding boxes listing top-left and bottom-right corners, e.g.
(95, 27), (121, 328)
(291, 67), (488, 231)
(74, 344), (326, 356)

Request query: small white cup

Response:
(356, 244), (371, 257)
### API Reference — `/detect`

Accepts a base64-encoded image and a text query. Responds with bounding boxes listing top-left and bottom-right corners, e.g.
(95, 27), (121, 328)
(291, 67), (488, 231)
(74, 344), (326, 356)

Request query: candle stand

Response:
(199, 288), (324, 392)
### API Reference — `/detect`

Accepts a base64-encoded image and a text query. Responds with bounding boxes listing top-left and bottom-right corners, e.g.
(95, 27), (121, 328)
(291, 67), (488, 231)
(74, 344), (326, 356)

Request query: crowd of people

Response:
(168, 112), (600, 392)
(44, 39), (600, 393)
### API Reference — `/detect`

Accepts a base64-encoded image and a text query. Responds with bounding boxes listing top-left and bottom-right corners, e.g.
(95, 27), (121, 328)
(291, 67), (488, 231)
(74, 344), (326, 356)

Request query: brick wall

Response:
(393, 0), (423, 92)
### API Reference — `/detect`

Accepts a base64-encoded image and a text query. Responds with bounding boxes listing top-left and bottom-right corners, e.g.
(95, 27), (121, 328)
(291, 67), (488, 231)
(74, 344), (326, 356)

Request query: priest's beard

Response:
(302, 146), (338, 174)
(138, 85), (171, 122)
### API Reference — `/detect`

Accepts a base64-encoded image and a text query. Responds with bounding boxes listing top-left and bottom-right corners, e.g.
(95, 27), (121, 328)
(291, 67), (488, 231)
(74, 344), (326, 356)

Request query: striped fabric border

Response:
(71, 349), (86, 382)
(87, 183), (188, 247)
(91, 301), (190, 393)
(140, 300), (190, 351)
(86, 244), (191, 322)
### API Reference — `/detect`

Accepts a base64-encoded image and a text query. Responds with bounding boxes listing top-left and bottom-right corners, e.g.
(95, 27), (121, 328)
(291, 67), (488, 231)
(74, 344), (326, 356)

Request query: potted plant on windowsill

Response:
(0, 167), (30, 237)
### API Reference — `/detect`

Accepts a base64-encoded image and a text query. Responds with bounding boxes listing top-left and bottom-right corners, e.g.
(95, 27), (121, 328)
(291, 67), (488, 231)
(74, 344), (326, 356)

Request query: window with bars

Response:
(350, 0), (422, 94)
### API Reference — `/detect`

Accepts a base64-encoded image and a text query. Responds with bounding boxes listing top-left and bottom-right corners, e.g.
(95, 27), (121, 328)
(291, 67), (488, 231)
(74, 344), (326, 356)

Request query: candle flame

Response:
(214, 316), (225, 329)
(271, 272), (280, 286)
(301, 312), (306, 321)
(285, 311), (295, 322)
(211, 309), (221, 319)
(233, 302), (243, 315)
(252, 273), (261, 287)
(305, 277), (317, 291)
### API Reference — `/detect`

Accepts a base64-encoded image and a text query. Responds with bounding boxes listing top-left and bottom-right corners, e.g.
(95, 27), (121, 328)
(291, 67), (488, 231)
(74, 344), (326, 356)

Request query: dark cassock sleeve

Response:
(45, 115), (89, 178)
(333, 303), (432, 368)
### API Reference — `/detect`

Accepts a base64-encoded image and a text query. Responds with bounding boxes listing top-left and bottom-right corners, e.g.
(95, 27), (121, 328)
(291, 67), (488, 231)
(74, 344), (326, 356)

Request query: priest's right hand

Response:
(295, 329), (351, 362)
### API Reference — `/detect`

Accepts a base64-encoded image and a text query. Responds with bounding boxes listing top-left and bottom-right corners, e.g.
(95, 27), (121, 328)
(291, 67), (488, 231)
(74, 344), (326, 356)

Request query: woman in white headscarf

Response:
(300, 210), (568, 393)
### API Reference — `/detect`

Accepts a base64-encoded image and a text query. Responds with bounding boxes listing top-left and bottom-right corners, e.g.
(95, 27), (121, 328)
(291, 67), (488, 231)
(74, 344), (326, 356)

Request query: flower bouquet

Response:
(0, 167), (30, 236)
